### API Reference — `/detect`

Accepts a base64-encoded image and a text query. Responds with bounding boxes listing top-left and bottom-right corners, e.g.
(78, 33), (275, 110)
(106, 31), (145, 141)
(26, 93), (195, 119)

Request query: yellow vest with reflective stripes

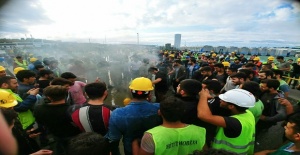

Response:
(15, 60), (28, 68)
(212, 110), (255, 155)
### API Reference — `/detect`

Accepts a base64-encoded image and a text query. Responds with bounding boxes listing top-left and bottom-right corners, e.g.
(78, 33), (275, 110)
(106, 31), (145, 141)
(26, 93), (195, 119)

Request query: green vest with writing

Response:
(15, 60), (28, 69)
(0, 89), (35, 129)
(147, 125), (206, 155)
(212, 110), (255, 155)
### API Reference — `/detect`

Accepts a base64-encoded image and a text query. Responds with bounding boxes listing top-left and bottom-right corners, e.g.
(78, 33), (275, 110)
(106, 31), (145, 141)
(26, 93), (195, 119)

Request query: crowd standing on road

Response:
(0, 49), (300, 155)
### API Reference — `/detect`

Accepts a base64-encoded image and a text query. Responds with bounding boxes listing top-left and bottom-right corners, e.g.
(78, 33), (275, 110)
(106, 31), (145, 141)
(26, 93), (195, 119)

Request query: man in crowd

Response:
(230, 72), (247, 89)
(148, 67), (168, 102)
(132, 96), (206, 155)
(0, 65), (6, 77)
(61, 72), (86, 105)
(198, 89), (256, 154)
(15, 70), (36, 99)
(186, 57), (200, 79)
(105, 77), (161, 155)
(221, 67), (237, 93)
(169, 59), (186, 92)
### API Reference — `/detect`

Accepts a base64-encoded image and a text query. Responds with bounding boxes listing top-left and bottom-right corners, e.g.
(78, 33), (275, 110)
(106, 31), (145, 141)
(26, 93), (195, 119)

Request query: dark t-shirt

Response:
(292, 63), (300, 74)
(34, 103), (81, 138)
(223, 117), (242, 138)
(37, 79), (51, 94)
(155, 71), (168, 92)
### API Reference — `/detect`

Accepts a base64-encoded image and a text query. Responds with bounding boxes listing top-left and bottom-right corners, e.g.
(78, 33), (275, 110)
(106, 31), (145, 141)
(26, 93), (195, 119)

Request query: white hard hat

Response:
(219, 89), (255, 108)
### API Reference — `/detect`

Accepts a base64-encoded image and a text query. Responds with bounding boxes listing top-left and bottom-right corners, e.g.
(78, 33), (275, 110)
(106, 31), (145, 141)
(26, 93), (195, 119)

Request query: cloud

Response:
(0, 0), (299, 47)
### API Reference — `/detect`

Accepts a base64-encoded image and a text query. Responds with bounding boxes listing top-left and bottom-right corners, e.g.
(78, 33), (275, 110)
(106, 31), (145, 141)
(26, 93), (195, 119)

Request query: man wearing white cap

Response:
(197, 89), (255, 155)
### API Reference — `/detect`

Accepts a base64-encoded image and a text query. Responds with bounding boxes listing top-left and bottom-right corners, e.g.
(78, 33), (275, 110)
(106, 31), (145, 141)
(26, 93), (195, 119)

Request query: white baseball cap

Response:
(219, 89), (255, 108)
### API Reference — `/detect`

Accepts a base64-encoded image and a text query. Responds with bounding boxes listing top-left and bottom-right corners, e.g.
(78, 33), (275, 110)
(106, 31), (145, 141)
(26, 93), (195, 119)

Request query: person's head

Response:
(38, 70), (53, 79)
(34, 64), (45, 71)
(173, 59), (181, 66)
(284, 113), (300, 143)
(189, 57), (196, 65)
(129, 77), (153, 100)
(202, 80), (222, 95)
(226, 67), (237, 76)
(200, 66), (212, 76)
(49, 60), (59, 68)
(61, 72), (77, 83)
(159, 96), (185, 122)
(272, 69), (284, 79)
(260, 79), (280, 93)
(50, 78), (73, 89)
(244, 63), (256, 70)
(16, 70), (36, 84)
(288, 59), (293, 63)
(177, 79), (202, 97)
(43, 85), (68, 102)
(0, 108), (18, 130)
(241, 81), (261, 102)
(258, 70), (273, 80)
(84, 82), (107, 100)
(219, 89), (255, 112)
(268, 56), (275, 63)
(214, 63), (224, 72)
(230, 72), (247, 85)
(248, 60), (254, 64)
(148, 67), (158, 74)
(16, 56), (22, 61)
(234, 58), (241, 64)
(276, 56), (284, 62)
(67, 132), (110, 155)
(0, 76), (18, 92)
(13, 67), (25, 75)
(261, 63), (272, 71)
(0, 66), (6, 77)
(238, 69), (253, 80)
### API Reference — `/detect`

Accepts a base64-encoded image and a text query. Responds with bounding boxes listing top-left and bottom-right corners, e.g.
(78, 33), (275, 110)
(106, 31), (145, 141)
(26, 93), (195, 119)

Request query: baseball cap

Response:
(219, 89), (255, 108)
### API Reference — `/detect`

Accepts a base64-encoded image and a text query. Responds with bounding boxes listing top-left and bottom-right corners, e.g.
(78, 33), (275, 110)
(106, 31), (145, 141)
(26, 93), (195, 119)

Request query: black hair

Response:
(51, 78), (73, 86)
(174, 59), (181, 64)
(227, 67), (237, 72)
(0, 108), (18, 126)
(241, 81), (261, 102)
(61, 72), (77, 79)
(179, 79), (202, 96)
(200, 66), (212, 72)
(272, 69), (284, 78)
(260, 79), (280, 90)
(276, 56), (284, 60)
(84, 82), (107, 100)
(244, 63), (256, 68)
(287, 113), (300, 134)
(44, 85), (68, 102)
(259, 70), (274, 78)
(67, 132), (110, 155)
(34, 64), (44, 70)
(16, 56), (22, 59)
(160, 96), (185, 122)
(202, 80), (222, 94)
(214, 63), (224, 69)
(148, 67), (158, 72)
(262, 63), (272, 70)
(190, 57), (196, 63)
(230, 72), (247, 81)
(15, 70), (36, 82)
(238, 69), (252, 79)
(0, 76), (16, 86)
(39, 69), (53, 77)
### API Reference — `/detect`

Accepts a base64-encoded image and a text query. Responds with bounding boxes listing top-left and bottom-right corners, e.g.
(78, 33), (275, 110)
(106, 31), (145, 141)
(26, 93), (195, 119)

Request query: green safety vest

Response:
(181, 52), (188, 61)
(0, 88), (35, 130)
(15, 60), (28, 69)
(147, 125), (206, 155)
(212, 110), (255, 155)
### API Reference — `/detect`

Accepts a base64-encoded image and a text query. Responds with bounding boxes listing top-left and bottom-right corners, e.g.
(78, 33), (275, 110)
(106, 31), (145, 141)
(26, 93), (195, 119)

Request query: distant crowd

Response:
(0, 49), (300, 155)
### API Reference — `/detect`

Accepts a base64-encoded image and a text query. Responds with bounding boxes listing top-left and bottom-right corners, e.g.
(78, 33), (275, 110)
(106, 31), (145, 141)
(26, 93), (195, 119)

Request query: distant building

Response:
(165, 43), (171, 50)
(174, 34), (181, 49)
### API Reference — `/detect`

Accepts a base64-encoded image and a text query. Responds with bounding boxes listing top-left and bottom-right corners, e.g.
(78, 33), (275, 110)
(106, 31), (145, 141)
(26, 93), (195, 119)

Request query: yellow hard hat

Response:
(30, 57), (37, 62)
(253, 57), (260, 61)
(169, 54), (175, 58)
(0, 66), (5, 71)
(14, 67), (25, 75)
(222, 61), (230, 67)
(268, 56), (275, 61)
(123, 98), (131, 106)
(212, 53), (217, 57)
(0, 90), (18, 108)
(129, 77), (154, 91)
(297, 58), (300, 62)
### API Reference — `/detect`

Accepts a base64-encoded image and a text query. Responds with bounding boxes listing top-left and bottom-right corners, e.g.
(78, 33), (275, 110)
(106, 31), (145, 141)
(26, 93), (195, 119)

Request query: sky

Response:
(0, 0), (300, 47)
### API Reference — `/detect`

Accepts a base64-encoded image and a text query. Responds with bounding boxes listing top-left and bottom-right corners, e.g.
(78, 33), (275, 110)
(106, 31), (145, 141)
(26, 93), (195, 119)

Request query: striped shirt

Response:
(71, 104), (112, 136)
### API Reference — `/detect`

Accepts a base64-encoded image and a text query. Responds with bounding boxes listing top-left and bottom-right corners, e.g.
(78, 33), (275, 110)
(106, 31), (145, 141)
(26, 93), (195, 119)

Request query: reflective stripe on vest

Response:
(212, 110), (255, 155)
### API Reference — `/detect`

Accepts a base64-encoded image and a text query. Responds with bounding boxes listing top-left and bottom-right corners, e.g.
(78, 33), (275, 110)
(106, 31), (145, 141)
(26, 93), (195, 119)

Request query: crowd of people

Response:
(0, 49), (300, 155)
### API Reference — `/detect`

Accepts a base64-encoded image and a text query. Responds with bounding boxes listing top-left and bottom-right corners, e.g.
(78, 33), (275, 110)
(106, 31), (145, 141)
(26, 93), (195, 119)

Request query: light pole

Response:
(137, 33), (139, 45)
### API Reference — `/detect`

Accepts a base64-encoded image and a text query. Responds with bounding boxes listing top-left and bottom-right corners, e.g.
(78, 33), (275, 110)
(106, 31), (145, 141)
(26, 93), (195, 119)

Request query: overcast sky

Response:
(0, 0), (300, 47)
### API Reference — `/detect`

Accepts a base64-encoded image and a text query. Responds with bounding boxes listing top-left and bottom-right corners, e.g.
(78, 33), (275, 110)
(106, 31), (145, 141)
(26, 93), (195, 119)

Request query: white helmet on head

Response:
(219, 89), (255, 108)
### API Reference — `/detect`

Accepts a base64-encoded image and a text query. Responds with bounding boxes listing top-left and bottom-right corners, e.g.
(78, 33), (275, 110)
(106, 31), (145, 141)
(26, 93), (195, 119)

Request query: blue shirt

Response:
(105, 101), (161, 155)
